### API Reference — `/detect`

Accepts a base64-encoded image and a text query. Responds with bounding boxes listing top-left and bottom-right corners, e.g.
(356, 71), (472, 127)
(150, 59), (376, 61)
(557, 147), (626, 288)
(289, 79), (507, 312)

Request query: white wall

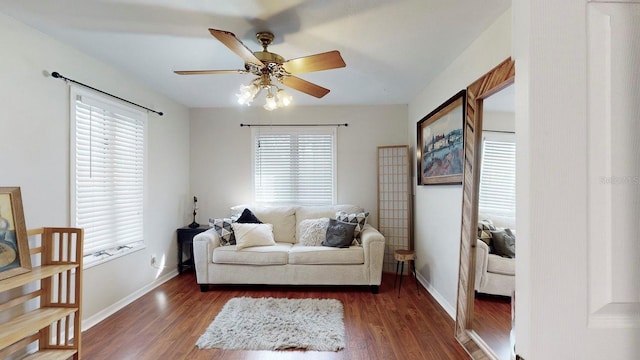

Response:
(0, 13), (191, 325)
(190, 105), (408, 226)
(407, 8), (512, 316)
(483, 111), (515, 133)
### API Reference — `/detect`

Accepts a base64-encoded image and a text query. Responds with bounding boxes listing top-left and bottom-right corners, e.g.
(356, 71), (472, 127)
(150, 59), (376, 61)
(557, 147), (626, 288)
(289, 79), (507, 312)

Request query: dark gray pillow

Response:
(490, 228), (516, 258)
(335, 210), (369, 240)
(236, 208), (262, 224)
(322, 219), (357, 248)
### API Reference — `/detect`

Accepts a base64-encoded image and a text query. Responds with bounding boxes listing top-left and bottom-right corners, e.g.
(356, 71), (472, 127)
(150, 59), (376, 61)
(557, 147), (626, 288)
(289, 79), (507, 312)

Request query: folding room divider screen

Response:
(377, 145), (412, 272)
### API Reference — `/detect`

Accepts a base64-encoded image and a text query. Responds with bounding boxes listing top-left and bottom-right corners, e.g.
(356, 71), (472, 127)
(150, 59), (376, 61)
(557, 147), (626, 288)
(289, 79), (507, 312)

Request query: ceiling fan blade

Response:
(174, 69), (248, 75)
(209, 28), (263, 67)
(281, 76), (330, 98)
(282, 50), (346, 74)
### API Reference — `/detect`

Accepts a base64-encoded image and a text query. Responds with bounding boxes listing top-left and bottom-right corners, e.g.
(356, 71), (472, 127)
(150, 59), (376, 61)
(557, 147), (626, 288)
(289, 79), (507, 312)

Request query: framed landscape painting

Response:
(0, 187), (31, 280)
(417, 90), (466, 185)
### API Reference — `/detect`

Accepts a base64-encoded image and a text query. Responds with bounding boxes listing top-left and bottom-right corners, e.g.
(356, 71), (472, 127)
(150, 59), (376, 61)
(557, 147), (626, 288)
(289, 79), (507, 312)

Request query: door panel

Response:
(587, 2), (640, 328)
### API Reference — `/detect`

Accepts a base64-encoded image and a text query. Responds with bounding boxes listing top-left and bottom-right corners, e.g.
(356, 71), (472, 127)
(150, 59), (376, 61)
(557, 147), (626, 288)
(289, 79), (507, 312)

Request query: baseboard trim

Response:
(82, 270), (178, 331)
(415, 272), (456, 320)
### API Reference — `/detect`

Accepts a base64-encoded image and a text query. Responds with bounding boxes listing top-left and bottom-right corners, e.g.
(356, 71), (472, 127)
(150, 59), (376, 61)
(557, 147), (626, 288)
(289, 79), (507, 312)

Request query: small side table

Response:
(177, 225), (209, 274)
(394, 249), (419, 298)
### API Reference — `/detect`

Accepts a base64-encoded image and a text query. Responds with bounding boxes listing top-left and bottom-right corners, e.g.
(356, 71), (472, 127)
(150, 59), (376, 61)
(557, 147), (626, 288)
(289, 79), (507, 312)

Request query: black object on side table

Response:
(177, 225), (209, 274)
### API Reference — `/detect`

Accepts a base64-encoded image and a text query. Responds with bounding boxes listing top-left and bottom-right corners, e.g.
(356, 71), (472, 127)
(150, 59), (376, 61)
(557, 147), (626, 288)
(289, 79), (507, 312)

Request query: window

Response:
(70, 87), (146, 265)
(478, 133), (516, 216)
(252, 127), (336, 205)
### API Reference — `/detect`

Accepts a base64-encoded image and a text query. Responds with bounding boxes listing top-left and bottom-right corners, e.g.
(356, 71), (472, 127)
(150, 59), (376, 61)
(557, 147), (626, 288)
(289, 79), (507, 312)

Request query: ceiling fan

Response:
(174, 29), (346, 110)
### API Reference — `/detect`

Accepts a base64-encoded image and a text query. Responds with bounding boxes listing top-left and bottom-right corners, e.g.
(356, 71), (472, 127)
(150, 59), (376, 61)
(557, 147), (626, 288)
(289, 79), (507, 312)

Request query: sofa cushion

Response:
(213, 243), (292, 265)
(210, 217), (236, 246)
(479, 212), (516, 230)
(289, 244), (364, 265)
(231, 205), (297, 244)
(296, 204), (363, 221)
(322, 219), (357, 248)
(336, 210), (369, 242)
(296, 205), (363, 241)
(232, 223), (276, 250)
(487, 253), (515, 275)
(297, 218), (329, 246)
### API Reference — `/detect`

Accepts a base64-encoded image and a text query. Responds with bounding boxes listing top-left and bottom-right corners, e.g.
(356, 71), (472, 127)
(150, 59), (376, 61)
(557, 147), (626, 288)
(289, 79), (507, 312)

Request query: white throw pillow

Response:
(231, 223), (276, 250)
(297, 218), (329, 246)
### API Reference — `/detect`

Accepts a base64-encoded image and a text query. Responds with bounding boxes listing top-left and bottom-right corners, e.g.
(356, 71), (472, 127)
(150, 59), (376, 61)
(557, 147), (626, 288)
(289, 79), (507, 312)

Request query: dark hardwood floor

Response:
(473, 293), (512, 360)
(82, 272), (474, 360)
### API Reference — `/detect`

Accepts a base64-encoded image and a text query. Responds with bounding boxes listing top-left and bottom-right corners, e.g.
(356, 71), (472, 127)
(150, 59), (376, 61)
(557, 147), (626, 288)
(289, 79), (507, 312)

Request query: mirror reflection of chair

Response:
(393, 249), (419, 298)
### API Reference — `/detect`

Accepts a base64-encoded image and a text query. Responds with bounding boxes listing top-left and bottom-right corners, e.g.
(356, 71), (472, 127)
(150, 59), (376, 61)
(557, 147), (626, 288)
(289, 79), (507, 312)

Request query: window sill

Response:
(83, 242), (146, 269)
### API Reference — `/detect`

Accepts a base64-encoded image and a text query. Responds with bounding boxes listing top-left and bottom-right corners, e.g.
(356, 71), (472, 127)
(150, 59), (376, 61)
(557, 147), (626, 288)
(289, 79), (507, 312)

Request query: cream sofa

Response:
(193, 205), (386, 293)
(475, 240), (515, 296)
(475, 214), (515, 297)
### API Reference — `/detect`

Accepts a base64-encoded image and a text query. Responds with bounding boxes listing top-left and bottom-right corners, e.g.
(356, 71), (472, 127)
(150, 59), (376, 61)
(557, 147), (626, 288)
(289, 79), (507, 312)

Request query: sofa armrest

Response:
(193, 228), (221, 284)
(475, 239), (490, 291)
(360, 224), (385, 286)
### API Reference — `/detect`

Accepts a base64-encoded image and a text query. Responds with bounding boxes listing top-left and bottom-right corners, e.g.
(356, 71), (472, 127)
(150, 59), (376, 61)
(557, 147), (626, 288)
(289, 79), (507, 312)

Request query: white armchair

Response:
(475, 238), (515, 297)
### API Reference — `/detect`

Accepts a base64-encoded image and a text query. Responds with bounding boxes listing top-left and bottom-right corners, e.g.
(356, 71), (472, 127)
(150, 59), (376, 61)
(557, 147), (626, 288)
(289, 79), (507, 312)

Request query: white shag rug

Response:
(196, 297), (345, 351)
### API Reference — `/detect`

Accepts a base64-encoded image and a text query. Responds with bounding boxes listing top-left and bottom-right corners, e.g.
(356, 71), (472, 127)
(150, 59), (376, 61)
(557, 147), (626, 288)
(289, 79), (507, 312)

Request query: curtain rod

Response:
(483, 129), (515, 134)
(240, 123), (348, 127)
(51, 71), (164, 116)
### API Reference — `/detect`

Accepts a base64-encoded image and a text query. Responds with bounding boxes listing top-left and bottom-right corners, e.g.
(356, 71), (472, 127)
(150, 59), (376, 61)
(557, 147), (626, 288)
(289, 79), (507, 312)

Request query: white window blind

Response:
(70, 87), (146, 256)
(252, 127), (336, 205)
(478, 136), (516, 216)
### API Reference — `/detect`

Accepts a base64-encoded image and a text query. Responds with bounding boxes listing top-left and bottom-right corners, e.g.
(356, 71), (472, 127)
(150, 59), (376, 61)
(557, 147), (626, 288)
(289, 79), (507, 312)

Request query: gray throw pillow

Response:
(490, 228), (516, 258)
(322, 219), (357, 248)
(335, 210), (369, 240)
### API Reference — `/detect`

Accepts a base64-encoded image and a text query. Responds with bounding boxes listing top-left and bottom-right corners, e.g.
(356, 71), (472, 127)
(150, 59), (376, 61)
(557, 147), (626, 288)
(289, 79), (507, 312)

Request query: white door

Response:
(514, 1), (640, 358)
(584, 1), (640, 356)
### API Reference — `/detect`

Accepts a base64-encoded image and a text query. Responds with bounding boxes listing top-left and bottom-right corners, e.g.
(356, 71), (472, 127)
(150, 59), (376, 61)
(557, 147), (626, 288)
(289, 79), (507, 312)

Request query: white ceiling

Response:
(0, 0), (510, 108)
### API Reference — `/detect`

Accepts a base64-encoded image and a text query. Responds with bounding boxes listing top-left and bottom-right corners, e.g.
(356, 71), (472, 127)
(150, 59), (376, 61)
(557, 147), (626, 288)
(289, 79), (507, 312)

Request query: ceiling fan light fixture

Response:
(177, 29), (346, 107)
(277, 88), (292, 107)
(236, 83), (259, 105)
(238, 77), (293, 110)
(263, 91), (278, 111)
